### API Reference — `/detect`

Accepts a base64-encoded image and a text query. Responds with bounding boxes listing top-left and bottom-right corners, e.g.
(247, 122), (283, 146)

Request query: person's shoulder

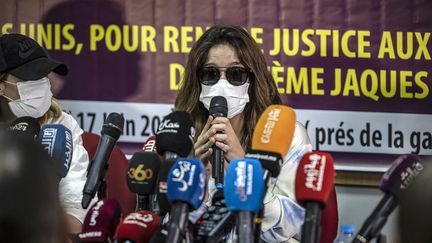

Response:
(49, 112), (82, 133)
(293, 121), (311, 146)
(281, 121), (313, 165)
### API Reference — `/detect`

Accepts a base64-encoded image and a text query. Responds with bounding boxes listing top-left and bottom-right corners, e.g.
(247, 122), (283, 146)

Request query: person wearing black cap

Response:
(0, 33), (91, 233)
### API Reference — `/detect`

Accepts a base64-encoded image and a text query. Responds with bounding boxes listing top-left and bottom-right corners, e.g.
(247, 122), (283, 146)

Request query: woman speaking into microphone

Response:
(175, 25), (313, 242)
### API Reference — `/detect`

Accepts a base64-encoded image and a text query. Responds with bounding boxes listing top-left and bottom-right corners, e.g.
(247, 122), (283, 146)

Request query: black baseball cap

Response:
(0, 33), (68, 80)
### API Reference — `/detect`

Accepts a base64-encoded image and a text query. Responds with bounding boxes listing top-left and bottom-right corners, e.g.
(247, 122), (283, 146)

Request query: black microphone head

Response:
(209, 96), (227, 117)
(155, 111), (195, 157)
(127, 152), (161, 194)
(245, 149), (283, 177)
(380, 154), (424, 199)
(101, 112), (124, 140)
(9, 116), (40, 140)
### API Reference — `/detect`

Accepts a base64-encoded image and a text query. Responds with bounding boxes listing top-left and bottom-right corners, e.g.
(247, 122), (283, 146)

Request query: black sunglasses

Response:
(197, 66), (251, 86)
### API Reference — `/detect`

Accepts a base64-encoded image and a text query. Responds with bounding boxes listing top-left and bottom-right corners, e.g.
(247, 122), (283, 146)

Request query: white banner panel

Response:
(298, 110), (432, 155)
(60, 100), (432, 155)
(60, 100), (173, 143)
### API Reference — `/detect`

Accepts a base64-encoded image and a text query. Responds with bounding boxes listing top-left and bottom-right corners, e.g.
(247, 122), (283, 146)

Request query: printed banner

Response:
(2, 0), (431, 169)
(61, 100), (432, 155)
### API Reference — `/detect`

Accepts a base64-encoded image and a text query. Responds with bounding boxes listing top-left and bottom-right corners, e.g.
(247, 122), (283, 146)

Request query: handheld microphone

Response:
(82, 112), (124, 209)
(115, 211), (161, 243)
(224, 158), (265, 243)
(165, 158), (206, 243)
(9, 116), (40, 140)
(78, 198), (122, 242)
(38, 124), (73, 178)
(295, 151), (335, 243)
(209, 96), (228, 189)
(353, 154), (424, 243)
(142, 135), (157, 152)
(156, 111), (195, 159)
(127, 151), (161, 211)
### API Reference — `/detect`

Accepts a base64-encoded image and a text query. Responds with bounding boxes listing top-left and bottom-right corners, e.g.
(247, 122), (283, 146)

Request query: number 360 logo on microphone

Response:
(128, 165), (153, 181)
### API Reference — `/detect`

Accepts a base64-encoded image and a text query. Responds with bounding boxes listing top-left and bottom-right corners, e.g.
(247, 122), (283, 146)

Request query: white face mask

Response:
(2, 77), (53, 118)
(199, 79), (250, 119)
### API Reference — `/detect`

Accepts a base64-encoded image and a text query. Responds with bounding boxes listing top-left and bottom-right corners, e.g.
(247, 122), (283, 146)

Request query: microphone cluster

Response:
(83, 103), (313, 243)
(7, 98), (423, 243)
(69, 103), (338, 242)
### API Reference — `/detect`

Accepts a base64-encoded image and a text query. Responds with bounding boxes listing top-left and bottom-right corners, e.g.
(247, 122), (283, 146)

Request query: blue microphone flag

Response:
(38, 124), (73, 178)
(224, 158), (265, 212)
(167, 158), (206, 210)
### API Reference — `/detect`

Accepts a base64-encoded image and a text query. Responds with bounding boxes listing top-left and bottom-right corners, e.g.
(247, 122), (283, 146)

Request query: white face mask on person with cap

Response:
(1, 77), (53, 118)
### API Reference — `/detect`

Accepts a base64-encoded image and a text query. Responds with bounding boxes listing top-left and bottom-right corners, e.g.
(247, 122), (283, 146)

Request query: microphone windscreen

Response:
(142, 135), (157, 152)
(115, 211), (160, 243)
(79, 198), (122, 242)
(209, 96), (227, 117)
(38, 124), (73, 178)
(167, 158), (206, 210)
(101, 112), (124, 140)
(9, 116), (40, 140)
(224, 158), (265, 212)
(127, 152), (161, 194)
(252, 105), (296, 156)
(380, 154), (424, 198)
(250, 105), (296, 176)
(295, 151), (335, 207)
(156, 111), (195, 157)
(156, 158), (177, 214)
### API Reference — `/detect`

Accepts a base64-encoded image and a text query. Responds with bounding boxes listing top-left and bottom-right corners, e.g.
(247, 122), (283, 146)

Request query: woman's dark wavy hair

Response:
(175, 24), (281, 148)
